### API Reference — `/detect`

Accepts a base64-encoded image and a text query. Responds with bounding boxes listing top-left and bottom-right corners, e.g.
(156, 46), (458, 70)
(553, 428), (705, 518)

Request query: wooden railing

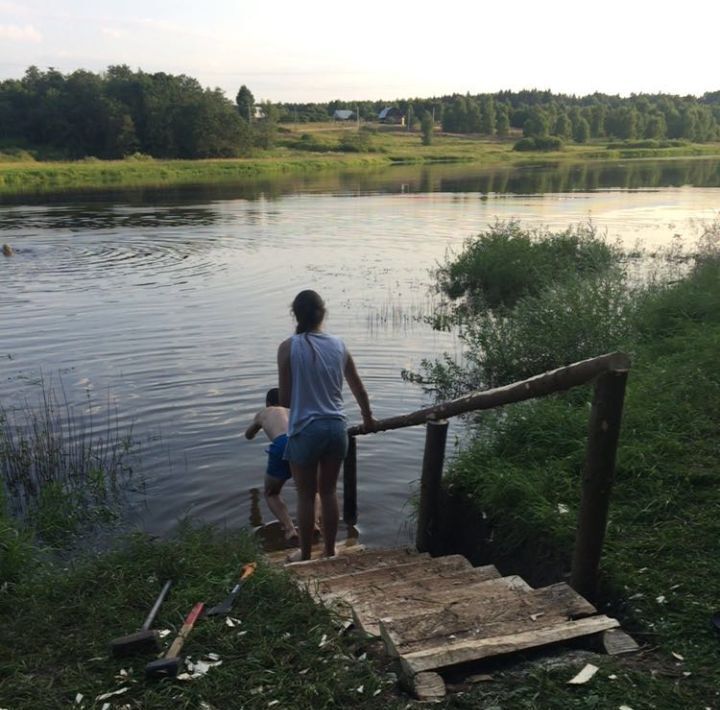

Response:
(343, 351), (631, 600)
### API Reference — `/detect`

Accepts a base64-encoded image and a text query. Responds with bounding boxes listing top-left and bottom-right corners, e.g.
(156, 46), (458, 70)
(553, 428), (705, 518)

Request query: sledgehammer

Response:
(145, 601), (204, 679)
(109, 579), (172, 658)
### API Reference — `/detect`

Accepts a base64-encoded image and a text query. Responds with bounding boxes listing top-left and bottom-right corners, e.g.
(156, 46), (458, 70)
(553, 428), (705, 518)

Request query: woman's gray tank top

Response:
(288, 332), (348, 436)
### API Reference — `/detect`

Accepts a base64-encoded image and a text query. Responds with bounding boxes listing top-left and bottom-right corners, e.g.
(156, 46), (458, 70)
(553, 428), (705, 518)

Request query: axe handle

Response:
(142, 579), (173, 631)
(166, 602), (204, 658)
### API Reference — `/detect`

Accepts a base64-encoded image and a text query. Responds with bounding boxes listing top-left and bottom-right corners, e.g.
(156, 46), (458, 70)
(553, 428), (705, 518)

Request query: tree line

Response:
(281, 90), (720, 143)
(1, 65), (719, 160)
(0, 66), (269, 159)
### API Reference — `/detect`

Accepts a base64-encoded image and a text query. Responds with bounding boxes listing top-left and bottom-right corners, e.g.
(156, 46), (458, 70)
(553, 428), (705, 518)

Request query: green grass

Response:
(2, 125), (719, 196)
(0, 524), (406, 710)
(429, 238), (720, 706)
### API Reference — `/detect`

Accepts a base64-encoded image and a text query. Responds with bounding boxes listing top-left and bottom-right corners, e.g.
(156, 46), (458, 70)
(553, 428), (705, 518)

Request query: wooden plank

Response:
(409, 671), (446, 701)
(314, 555), (473, 599)
(285, 547), (422, 580)
(394, 615), (620, 675)
(381, 582), (598, 657)
(601, 628), (640, 655)
(351, 575), (531, 636)
(343, 566), (502, 606)
(265, 541), (364, 566)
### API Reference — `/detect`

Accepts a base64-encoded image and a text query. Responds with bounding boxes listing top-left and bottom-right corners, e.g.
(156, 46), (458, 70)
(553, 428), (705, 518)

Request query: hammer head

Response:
(145, 656), (182, 679)
(109, 629), (160, 658)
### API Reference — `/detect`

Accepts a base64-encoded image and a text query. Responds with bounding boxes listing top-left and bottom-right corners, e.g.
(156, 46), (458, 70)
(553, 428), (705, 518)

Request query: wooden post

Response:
(416, 420), (449, 555)
(571, 369), (629, 599)
(343, 435), (358, 525)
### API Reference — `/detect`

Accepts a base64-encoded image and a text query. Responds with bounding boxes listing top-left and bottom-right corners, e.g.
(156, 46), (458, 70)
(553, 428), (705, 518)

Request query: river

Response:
(1, 158), (719, 548)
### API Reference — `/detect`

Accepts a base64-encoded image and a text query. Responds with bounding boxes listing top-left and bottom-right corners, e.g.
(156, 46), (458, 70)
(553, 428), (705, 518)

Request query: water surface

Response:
(1, 158), (718, 546)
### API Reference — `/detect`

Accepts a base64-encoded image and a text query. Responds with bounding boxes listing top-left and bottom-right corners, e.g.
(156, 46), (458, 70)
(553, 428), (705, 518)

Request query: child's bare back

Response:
(246, 405), (288, 442)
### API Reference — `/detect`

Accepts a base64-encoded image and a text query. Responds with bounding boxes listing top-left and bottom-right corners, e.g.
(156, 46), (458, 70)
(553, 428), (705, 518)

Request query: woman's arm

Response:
(344, 352), (376, 431)
(277, 338), (292, 409)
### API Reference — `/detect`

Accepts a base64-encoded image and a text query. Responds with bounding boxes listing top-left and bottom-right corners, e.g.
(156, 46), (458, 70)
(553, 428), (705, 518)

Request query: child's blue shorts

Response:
(266, 434), (291, 481)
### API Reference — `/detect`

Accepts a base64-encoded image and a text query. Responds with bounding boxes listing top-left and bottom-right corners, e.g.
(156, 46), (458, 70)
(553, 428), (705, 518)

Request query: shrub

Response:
(513, 136), (563, 151)
(337, 132), (373, 153)
(435, 221), (618, 312)
(605, 139), (689, 150)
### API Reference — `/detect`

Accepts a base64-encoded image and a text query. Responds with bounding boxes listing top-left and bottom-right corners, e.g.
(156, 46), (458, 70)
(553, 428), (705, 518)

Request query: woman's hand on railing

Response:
(362, 413), (379, 433)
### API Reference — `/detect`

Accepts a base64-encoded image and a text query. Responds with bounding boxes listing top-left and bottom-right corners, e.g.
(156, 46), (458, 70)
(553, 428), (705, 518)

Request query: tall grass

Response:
(414, 221), (720, 704)
(0, 381), (136, 548)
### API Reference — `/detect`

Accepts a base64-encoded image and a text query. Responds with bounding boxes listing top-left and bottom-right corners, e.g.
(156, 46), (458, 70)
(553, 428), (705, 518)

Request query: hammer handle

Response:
(142, 579), (173, 630)
(167, 602), (204, 659)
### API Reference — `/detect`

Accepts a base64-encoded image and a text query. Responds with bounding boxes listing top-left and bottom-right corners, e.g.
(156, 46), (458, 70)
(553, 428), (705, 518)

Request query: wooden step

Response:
(314, 555), (474, 600)
(351, 574), (530, 636)
(285, 547), (422, 580)
(265, 540), (364, 565)
(345, 565), (503, 606)
(381, 581), (599, 662)
(394, 615), (620, 675)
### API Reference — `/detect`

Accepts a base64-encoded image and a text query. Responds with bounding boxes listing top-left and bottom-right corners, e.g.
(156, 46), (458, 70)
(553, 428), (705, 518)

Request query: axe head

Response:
(145, 655), (182, 679)
(109, 629), (160, 658)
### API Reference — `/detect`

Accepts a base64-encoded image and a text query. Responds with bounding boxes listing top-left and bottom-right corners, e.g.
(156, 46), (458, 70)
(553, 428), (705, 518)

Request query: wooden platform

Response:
(283, 547), (625, 698)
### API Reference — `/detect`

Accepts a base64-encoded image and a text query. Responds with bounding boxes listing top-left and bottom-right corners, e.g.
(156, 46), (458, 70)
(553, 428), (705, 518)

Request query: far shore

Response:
(2, 124), (720, 197)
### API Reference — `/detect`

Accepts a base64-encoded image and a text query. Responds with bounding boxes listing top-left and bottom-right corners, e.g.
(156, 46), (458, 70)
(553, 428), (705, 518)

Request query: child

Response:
(245, 388), (297, 541)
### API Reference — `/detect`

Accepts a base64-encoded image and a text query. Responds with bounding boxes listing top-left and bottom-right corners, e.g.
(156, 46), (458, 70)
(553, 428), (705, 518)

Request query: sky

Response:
(0, 0), (718, 103)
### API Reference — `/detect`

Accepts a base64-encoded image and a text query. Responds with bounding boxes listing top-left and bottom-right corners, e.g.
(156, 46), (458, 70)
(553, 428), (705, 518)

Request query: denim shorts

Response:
(284, 417), (348, 467)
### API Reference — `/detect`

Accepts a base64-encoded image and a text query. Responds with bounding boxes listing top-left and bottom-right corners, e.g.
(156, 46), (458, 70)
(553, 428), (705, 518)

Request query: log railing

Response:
(343, 351), (630, 600)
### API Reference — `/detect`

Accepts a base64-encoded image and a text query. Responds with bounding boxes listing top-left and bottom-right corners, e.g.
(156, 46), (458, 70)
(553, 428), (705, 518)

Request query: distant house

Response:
(378, 107), (405, 124)
(253, 105), (265, 120)
(333, 109), (355, 121)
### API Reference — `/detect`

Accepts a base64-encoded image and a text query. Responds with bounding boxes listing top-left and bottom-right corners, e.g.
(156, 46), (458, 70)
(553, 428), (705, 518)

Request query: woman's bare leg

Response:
(317, 456), (342, 557)
(290, 463), (318, 560)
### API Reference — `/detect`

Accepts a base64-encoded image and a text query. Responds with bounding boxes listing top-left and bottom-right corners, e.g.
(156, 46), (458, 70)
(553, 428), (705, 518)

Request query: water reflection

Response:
(2, 158), (720, 207)
(1, 158), (719, 548)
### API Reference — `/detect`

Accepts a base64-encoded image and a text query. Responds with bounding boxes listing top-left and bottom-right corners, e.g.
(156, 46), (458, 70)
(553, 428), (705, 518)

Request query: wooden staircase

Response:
(283, 546), (627, 699)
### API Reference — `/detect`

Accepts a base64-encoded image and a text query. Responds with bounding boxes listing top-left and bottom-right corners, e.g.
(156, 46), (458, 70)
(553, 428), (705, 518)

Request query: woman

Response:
(278, 289), (375, 561)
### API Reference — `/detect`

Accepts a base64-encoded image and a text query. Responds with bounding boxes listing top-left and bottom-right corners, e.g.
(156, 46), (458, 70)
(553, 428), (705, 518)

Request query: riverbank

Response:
(418, 223), (720, 706)
(2, 126), (720, 196)
(0, 525), (410, 709)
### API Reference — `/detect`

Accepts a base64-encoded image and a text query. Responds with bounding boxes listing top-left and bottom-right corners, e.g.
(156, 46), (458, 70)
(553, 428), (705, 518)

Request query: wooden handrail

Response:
(348, 351), (630, 436)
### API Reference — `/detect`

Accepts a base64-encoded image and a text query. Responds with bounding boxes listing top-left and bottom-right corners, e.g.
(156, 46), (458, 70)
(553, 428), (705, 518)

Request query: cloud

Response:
(101, 27), (125, 39)
(0, 23), (41, 42)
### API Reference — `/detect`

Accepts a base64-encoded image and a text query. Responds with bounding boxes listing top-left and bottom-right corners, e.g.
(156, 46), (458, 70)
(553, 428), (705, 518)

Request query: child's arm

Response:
(245, 412), (263, 440)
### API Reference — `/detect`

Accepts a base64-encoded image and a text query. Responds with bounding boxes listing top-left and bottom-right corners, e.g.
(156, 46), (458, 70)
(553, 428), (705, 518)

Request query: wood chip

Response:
(96, 687), (129, 701)
(568, 663), (599, 685)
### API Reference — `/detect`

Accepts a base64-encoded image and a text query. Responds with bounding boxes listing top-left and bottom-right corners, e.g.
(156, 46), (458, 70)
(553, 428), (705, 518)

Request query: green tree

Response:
(479, 96), (496, 135)
(644, 113), (667, 139)
(523, 107), (549, 137)
(420, 111), (434, 145)
(589, 105), (606, 138)
(573, 116), (590, 143)
(236, 84), (254, 122)
(554, 112), (572, 139)
(495, 104), (510, 137)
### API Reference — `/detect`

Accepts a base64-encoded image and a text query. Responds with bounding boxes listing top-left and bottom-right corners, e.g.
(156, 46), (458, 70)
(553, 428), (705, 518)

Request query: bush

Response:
(513, 136), (563, 152)
(435, 221), (618, 312)
(606, 139), (689, 149)
(337, 132), (374, 153)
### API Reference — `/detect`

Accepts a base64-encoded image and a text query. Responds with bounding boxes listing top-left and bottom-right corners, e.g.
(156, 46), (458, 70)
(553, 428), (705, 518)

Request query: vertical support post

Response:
(416, 420), (449, 555)
(343, 435), (357, 525)
(571, 369), (629, 599)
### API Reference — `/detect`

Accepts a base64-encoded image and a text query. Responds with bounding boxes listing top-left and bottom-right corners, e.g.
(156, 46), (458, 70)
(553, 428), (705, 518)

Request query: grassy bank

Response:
(0, 524), (409, 710)
(1, 124), (720, 196)
(414, 222), (720, 706)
